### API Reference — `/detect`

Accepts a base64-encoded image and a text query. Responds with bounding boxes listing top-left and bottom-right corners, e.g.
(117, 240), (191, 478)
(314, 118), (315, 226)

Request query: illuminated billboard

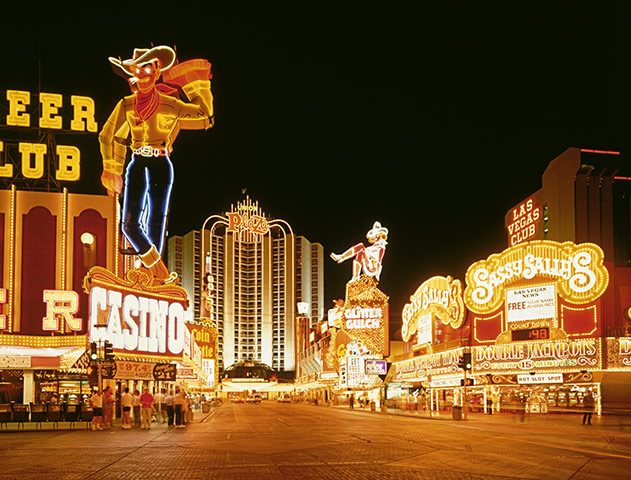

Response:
(1, 90), (97, 185)
(465, 240), (609, 315)
(85, 267), (189, 361)
(506, 198), (541, 246)
(401, 275), (465, 343)
(99, 45), (214, 286)
(340, 276), (389, 358)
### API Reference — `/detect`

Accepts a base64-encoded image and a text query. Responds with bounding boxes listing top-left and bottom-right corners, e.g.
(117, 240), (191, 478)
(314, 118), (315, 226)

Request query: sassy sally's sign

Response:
(465, 241), (608, 314)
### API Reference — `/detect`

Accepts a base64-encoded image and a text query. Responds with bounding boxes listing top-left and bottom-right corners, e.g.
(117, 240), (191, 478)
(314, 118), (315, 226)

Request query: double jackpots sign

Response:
(474, 339), (600, 374)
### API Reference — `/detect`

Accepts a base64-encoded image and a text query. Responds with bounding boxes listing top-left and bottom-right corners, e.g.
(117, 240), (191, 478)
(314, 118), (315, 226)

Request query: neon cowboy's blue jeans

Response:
(121, 154), (174, 256)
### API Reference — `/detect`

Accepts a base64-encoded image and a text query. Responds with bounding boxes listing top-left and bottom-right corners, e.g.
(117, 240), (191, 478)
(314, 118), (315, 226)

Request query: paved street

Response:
(2, 402), (631, 479)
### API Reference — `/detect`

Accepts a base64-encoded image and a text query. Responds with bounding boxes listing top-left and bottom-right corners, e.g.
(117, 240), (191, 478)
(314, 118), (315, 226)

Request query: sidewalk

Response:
(0, 406), (217, 433)
(329, 403), (631, 429)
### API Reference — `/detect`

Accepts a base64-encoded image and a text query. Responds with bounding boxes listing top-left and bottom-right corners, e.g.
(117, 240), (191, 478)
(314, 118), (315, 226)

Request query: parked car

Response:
(231, 396), (245, 403)
(246, 394), (262, 403)
(277, 394), (291, 403)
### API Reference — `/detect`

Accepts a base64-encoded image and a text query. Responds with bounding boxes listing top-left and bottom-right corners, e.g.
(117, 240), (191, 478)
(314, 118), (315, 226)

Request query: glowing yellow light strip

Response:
(561, 304), (598, 337)
(114, 194), (119, 278)
(8, 185), (15, 332)
(0, 333), (87, 347)
(61, 188), (68, 334)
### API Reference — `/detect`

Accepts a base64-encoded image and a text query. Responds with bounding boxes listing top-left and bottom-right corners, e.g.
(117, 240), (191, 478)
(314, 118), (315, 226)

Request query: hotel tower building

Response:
(168, 197), (324, 374)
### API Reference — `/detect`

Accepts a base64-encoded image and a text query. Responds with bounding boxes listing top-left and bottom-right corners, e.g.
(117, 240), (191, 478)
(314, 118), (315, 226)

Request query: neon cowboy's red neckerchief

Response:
(134, 83), (179, 124)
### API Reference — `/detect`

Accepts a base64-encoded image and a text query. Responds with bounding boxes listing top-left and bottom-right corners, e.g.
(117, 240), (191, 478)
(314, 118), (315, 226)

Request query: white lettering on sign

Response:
(517, 373), (563, 384)
(474, 339), (599, 372)
(89, 286), (185, 355)
(344, 307), (382, 329)
(506, 284), (556, 323)
(42, 290), (82, 331)
(465, 241), (608, 314)
(401, 276), (465, 342)
(507, 198), (541, 246)
(417, 313), (432, 345)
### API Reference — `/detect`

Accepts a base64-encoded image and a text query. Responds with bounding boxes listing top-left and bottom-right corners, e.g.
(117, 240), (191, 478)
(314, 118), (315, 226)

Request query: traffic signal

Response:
(460, 378), (474, 386)
(90, 342), (98, 360)
(104, 341), (114, 360)
(457, 352), (472, 371)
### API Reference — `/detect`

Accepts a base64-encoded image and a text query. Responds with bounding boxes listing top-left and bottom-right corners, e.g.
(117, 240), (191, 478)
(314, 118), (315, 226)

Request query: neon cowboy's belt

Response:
(133, 146), (168, 157)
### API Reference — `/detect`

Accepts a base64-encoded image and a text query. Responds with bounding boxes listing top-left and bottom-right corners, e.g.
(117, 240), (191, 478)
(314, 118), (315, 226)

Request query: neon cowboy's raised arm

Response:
(163, 59), (214, 130)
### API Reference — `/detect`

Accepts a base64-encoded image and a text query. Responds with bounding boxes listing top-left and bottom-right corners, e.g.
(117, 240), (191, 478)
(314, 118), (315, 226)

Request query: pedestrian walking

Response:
(103, 386), (114, 428)
(121, 387), (133, 429)
(582, 392), (595, 425)
(154, 388), (166, 423)
(349, 393), (355, 410)
(165, 388), (175, 427)
(140, 387), (154, 429)
(132, 389), (142, 427)
(173, 389), (187, 428)
(89, 389), (104, 431)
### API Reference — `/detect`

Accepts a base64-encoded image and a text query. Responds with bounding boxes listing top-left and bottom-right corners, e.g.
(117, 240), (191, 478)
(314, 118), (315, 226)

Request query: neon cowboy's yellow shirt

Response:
(99, 80), (213, 175)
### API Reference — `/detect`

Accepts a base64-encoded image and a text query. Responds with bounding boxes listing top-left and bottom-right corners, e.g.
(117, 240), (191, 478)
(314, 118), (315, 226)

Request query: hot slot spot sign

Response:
(506, 285), (556, 322)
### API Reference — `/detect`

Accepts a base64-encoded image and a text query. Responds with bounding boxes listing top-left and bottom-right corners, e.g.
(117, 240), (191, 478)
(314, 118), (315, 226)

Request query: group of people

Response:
(89, 386), (191, 431)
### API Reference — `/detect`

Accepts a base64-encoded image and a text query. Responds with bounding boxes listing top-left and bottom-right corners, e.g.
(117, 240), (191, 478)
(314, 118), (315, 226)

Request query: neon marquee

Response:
(465, 241), (609, 314)
(1, 89), (98, 182)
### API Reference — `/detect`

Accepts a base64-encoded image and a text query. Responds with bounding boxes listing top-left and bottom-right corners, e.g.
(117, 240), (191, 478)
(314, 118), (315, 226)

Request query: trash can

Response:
(452, 406), (462, 420)
(202, 403), (210, 413)
(370, 401), (376, 412)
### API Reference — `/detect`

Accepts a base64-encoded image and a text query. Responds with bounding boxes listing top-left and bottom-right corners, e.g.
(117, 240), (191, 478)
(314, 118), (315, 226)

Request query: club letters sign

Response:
(1, 90), (97, 182)
(465, 241), (609, 314)
(507, 198), (541, 247)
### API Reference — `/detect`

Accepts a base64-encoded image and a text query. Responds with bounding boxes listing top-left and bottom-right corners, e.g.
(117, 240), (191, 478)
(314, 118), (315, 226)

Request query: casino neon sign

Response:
(85, 267), (189, 358)
(465, 241), (609, 314)
(401, 276), (465, 342)
(507, 198), (541, 246)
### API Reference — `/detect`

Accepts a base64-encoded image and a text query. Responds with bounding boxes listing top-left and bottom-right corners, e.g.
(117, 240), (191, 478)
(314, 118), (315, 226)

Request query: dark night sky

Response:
(2, 3), (630, 334)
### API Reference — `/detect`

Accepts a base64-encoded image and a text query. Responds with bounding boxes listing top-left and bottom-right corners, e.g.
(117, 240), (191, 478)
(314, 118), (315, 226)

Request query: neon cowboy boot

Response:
(330, 247), (355, 264)
(139, 245), (178, 286)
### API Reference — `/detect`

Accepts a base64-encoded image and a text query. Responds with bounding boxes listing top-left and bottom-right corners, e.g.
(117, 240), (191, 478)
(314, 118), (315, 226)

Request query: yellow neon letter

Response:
(0, 141), (13, 178)
(39, 92), (63, 129)
(55, 145), (81, 181)
(6, 90), (30, 127)
(42, 290), (82, 331)
(0, 288), (6, 330)
(70, 95), (98, 132)
(19, 142), (47, 179)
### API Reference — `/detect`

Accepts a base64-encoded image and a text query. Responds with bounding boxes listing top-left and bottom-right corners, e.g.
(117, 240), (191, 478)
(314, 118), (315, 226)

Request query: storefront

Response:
(464, 240), (611, 414)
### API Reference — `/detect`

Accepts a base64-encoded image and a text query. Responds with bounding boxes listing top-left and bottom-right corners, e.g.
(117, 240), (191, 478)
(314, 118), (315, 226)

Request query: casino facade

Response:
(388, 147), (631, 415)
